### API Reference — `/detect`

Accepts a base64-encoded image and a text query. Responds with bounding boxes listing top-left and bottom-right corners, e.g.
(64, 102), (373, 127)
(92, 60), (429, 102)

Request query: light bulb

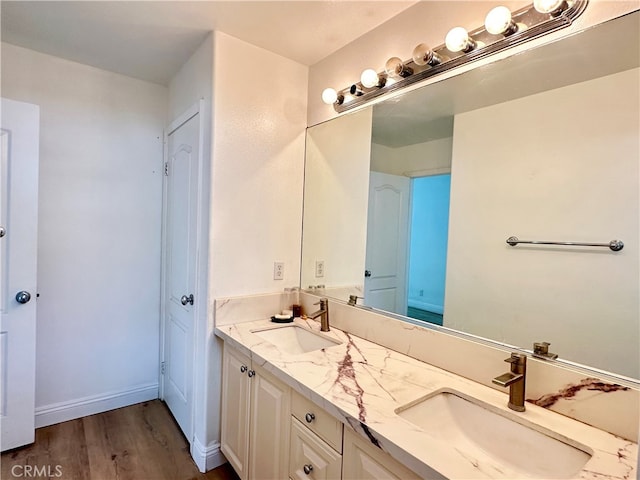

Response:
(412, 43), (442, 67)
(384, 57), (413, 78)
(533, 0), (566, 14)
(485, 6), (517, 35)
(360, 69), (384, 88)
(445, 27), (476, 53)
(321, 88), (338, 105)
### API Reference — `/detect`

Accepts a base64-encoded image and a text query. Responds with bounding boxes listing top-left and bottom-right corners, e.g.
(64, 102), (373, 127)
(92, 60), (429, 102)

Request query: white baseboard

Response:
(407, 299), (444, 314)
(35, 383), (159, 428)
(191, 436), (227, 473)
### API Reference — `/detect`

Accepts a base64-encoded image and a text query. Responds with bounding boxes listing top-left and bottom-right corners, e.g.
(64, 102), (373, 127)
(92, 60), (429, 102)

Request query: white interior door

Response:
(0, 98), (39, 451)
(161, 106), (201, 442)
(364, 171), (410, 315)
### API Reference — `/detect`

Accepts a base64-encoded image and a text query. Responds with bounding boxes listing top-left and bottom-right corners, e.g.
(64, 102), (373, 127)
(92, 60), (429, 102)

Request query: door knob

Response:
(16, 291), (31, 304)
(180, 294), (194, 306)
(364, 270), (372, 277)
(0, 226), (5, 238)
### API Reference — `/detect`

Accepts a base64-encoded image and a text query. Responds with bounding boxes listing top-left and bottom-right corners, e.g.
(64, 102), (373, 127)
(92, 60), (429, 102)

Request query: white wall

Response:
(445, 68), (639, 378)
(301, 108), (372, 291)
(307, 1), (639, 126)
(166, 31), (308, 469)
(210, 31), (307, 298)
(1, 43), (168, 424)
(371, 137), (452, 176)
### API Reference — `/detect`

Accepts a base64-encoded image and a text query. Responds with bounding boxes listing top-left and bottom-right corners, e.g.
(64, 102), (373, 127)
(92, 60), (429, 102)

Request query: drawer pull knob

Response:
(305, 412), (315, 423)
(247, 369), (255, 378)
(240, 365), (248, 373)
(303, 464), (313, 475)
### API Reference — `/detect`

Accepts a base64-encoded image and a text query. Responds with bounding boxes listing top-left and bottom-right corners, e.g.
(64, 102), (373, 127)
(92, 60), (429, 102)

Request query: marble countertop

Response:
(215, 318), (637, 479)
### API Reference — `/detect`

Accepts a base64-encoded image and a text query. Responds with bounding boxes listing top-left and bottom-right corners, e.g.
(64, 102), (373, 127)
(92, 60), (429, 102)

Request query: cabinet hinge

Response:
(161, 361), (166, 375)
(164, 162), (169, 176)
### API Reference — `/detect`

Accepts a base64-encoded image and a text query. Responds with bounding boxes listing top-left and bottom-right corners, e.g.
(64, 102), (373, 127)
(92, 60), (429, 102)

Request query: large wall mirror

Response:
(301, 12), (639, 381)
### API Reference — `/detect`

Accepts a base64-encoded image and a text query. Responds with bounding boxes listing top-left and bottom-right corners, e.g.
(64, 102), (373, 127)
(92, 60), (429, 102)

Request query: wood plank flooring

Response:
(1, 400), (239, 480)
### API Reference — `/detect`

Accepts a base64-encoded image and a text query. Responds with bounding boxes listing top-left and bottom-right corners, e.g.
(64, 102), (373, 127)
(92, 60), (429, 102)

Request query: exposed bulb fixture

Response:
(384, 57), (413, 78)
(485, 6), (518, 35)
(412, 43), (442, 67)
(350, 84), (364, 96)
(322, 0), (588, 112)
(360, 69), (386, 88)
(321, 88), (343, 105)
(533, 0), (567, 15)
(445, 27), (477, 53)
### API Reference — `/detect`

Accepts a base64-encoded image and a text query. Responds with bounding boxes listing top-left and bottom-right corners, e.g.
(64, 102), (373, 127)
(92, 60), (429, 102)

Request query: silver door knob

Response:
(180, 294), (194, 306)
(303, 464), (313, 475)
(16, 291), (31, 304)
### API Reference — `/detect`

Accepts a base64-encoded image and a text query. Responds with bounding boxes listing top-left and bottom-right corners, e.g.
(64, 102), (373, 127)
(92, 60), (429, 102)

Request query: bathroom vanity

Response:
(215, 298), (637, 479)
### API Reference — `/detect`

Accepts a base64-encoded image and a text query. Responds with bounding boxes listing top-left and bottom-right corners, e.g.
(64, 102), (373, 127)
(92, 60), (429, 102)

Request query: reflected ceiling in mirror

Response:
(301, 12), (640, 381)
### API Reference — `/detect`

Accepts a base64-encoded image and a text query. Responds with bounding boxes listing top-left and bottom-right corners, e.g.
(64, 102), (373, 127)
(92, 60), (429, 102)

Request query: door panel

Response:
(220, 346), (251, 479)
(249, 365), (290, 480)
(364, 172), (410, 316)
(0, 98), (39, 451)
(163, 110), (199, 441)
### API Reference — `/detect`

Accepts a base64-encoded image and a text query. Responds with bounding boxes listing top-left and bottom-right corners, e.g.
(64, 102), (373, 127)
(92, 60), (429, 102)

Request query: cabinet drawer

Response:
(290, 418), (342, 480)
(291, 390), (343, 453)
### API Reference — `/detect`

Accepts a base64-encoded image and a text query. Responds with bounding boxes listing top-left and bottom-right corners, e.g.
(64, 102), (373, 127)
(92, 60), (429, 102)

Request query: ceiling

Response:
(1, 1), (416, 86)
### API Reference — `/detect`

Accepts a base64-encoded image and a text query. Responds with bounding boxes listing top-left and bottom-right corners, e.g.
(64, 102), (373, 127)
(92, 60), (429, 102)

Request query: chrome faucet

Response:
(492, 353), (527, 412)
(309, 298), (330, 332)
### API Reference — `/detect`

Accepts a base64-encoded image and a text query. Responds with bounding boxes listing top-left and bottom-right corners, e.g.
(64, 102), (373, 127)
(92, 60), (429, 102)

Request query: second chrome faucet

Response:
(492, 353), (527, 412)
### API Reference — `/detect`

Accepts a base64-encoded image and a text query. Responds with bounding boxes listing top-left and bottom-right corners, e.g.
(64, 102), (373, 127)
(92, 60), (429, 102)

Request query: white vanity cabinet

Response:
(342, 428), (421, 480)
(289, 390), (344, 479)
(220, 344), (291, 480)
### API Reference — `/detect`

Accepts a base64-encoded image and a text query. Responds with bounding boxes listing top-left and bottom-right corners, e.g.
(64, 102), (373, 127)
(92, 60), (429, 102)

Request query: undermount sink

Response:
(396, 390), (592, 478)
(251, 325), (341, 355)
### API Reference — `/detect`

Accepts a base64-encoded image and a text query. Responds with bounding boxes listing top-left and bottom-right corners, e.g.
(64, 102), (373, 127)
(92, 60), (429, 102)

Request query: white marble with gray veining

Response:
(215, 317), (637, 479)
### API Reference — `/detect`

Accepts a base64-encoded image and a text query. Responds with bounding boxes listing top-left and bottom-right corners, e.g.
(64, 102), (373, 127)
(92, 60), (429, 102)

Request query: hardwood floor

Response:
(1, 400), (240, 480)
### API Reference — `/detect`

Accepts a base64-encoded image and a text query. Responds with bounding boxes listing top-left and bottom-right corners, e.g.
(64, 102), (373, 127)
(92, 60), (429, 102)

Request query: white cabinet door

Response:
(0, 98), (39, 451)
(342, 428), (420, 480)
(220, 345), (251, 479)
(290, 418), (342, 480)
(248, 364), (290, 480)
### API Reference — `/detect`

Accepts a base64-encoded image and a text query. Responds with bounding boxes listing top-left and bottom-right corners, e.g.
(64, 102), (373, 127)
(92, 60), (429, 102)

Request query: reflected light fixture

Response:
(384, 57), (413, 78)
(445, 27), (476, 53)
(322, 0), (588, 113)
(412, 43), (442, 67)
(533, 0), (568, 15)
(485, 6), (518, 35)
(360, 68), (386, 88)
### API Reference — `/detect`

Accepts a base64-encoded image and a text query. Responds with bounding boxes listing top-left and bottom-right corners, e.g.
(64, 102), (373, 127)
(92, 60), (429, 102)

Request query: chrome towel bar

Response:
(506, 236), (624, 251)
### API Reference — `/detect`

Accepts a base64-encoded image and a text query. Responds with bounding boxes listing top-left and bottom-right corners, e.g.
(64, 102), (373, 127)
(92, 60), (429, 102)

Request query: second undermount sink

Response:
(251, 325), (341, 355)
(396, 390), (592, 478)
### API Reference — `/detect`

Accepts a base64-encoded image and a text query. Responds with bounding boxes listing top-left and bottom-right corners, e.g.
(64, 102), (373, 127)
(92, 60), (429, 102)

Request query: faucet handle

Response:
(313, 298), (328, 307)
(504, 353), (526, 365)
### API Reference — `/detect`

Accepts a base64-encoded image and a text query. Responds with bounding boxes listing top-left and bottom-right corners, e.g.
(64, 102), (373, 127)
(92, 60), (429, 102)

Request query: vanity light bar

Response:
(323, 0), (588, 113)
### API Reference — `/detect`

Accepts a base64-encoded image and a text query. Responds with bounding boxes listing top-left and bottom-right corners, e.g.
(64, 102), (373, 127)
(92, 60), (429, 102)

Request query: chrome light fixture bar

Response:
(324, 0), (588, 113)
